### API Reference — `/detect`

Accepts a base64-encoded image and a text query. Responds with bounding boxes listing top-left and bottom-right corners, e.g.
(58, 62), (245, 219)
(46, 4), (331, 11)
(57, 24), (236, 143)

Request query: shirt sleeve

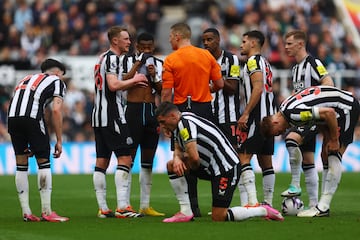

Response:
(209, 56), (222, 81)
(162, 57), (174, 89)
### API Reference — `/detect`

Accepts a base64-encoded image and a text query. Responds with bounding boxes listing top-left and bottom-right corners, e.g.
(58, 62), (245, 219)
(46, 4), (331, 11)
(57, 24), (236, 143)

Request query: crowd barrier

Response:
(1, 139), (360, 175)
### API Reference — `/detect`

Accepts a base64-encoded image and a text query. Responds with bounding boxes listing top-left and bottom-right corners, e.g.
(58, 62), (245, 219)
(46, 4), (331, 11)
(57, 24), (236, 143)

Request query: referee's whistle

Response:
(186, 95), (191, 110)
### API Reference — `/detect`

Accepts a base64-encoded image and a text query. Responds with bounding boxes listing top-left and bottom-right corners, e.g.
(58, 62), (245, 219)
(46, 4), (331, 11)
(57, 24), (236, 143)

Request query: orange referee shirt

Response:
(162, 45), (222, 105)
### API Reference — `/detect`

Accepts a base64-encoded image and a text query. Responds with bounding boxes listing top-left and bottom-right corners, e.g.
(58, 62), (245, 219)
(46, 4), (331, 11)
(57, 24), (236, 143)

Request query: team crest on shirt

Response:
(247, 59), (258, 72)
(126, 136), (133, 145)
(230, 65), (240, 77)
(180, 128), (190, 141)
(317, 65), (328, 76)
(300, 111), (313, 121)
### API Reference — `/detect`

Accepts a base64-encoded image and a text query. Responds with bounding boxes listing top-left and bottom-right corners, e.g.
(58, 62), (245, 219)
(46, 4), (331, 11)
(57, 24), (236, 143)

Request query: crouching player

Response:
(155, 102), (284, 222)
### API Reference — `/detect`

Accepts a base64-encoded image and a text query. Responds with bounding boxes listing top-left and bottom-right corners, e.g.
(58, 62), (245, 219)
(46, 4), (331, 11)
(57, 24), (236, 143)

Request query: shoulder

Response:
(191, 46), (213, 57)
(306, 55), (328, 75)
(42, 74), (61, 82)
(223, 51), (240, 64)
(121, 53), (135, 61)
(154, 56), (164, 64)
(306, 55), (324, 66)
(246, 55), (261, 71)
(223, 50), (237, 59)
(164, 51), (177, 63)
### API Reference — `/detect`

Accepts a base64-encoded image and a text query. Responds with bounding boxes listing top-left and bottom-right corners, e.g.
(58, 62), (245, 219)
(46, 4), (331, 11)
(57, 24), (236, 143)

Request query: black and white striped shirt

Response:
(242, 54), (277, 122)
(92, 50), (126, 128)
(280, 86), (355, 130)
(8, 73), (66, 120)
(175, 112), (239, 176)
(291, 55), (329, 92)
(212, 50), (241, 124)
(121, 54), (163, 84)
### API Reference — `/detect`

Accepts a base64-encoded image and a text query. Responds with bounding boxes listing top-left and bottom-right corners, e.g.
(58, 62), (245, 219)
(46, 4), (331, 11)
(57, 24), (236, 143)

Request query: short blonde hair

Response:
(285, 30), (307, 42)
(170, 22), (191, 39)
(107, 26), (128, 41)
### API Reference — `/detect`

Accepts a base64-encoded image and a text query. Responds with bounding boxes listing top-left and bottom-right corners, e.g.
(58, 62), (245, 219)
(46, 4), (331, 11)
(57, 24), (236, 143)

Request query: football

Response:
(281, 197), (304, 216)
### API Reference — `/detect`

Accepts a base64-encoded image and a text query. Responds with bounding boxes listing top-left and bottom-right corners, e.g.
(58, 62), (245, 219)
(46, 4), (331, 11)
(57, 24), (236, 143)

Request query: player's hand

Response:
(147, 64), (156, 78)
(237, 114), (249, 130)
(173, 157), (187, 176)
(133, 72), (148, 88)
(162, 128), (172, 138)
(53, 142), (62, 158)
(135, 52), (152, 65)
(24, 148), (34, 157)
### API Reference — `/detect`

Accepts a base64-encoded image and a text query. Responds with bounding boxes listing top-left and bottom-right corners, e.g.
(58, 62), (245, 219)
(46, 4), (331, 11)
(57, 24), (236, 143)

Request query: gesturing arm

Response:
(107, 72), (148, 91)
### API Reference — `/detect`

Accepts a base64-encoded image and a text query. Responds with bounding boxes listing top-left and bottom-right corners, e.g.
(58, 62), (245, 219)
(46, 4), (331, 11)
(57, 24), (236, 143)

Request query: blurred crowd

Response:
(1, 0), (360, 142)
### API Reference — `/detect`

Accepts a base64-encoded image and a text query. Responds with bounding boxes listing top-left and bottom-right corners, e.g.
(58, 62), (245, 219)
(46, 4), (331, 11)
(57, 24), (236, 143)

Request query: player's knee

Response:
(286, 132), (302, 143)
(37, 159), (50, 169)
(302, 152), (315, 164)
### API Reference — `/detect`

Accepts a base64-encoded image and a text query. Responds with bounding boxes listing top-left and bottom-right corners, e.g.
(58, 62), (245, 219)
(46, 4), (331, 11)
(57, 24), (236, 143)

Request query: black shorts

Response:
(286, 126), (317, 152)
(176, 101), (214, 120)
(192, 163), (241, 208)
(94, 125), (132, 158)
(125, 102), (159, 150)
(217, 122), (238, 148)
(237, 122), (274, 155)
(8, 117), (50, 159)
(338, 99), (360, 146)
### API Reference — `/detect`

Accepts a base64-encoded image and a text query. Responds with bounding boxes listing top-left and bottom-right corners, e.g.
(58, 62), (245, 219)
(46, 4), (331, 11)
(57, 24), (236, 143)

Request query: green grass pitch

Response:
(0, 173), (359, 240)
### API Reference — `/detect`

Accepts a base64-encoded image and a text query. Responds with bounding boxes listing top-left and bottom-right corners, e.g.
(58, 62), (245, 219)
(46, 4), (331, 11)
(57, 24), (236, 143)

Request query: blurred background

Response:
(1, 0), (360, 174)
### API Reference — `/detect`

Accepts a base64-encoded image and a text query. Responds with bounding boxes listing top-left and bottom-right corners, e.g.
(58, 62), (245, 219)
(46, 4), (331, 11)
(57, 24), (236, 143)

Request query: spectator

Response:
(20, 24), (42, 58)
(0, 0), (358, 143)
(71, 33), (99, 55)
(14, 0), (33, 32)
(52, 20), (74, 54)
(0, 11), (12, 48)
(31, 0), (47, 26)
(144, 0), (162, 35)
(131, 0), (147, 34)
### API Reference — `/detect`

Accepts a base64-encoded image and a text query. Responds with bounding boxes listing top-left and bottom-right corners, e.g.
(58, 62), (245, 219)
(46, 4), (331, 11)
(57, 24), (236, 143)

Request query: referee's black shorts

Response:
(171, 101), (214, 150)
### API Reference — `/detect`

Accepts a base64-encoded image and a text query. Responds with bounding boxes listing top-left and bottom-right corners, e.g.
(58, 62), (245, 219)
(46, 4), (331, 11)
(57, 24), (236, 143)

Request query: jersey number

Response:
(295, 86), (321, 100)
(94, 64), (103, 90)
(264, 63), (273, 92)
(231, 125), (248, 145)
(15, 74), (45, 91)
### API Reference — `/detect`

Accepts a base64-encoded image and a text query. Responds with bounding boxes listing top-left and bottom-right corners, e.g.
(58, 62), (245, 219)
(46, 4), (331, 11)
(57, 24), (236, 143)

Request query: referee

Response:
(161, 22), (224, 217)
